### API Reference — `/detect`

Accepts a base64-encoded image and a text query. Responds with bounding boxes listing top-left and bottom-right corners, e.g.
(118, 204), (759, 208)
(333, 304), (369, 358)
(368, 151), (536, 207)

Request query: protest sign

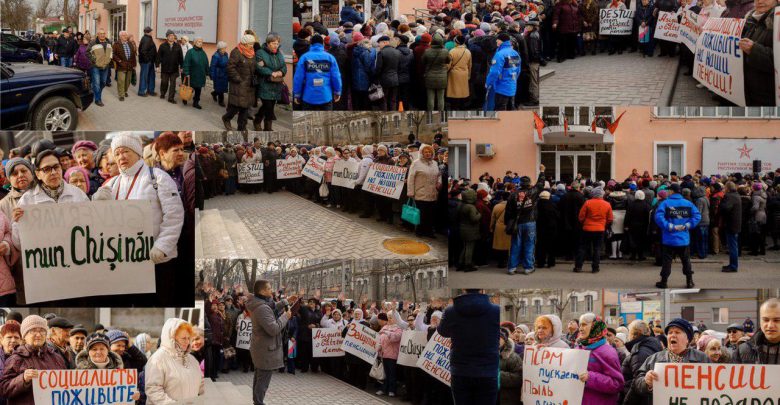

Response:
(236, 313), (252, 350)
(18, 200), (156, 304)
(652, 363), (780, 405)
(341, 323), (378, 364)
(655, 11), (681, 42)
(693, 18), (746, 106)
(774, 7), (780, 105)
(237, 163), (264, 184)
(521, 346), (589, 405)
(397, 330), (428, 367)
(679, 10), (701, 52)
(599, 9), (635, 35)
(312, 328), (345, 357)
(332, 160), (360, 189)
(302, 157), (326, 183)
(363, 163), (408, 200)
(416, 332), (451, 386)
(34, 369), (138, 405)
(276, 158), (303, 179)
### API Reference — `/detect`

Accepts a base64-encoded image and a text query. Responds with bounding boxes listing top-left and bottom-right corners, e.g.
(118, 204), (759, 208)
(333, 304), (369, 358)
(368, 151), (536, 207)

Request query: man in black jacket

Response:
(505, 164), (546, 274)
(376, 36), (400, 111)
(55, 28), (77, 67)
(734, 298), (780, 365)
(621, 320), (662, 405)
(156, 30), (183, 103)
(138, 26), (158, 97)
(719, 181), (742, 272)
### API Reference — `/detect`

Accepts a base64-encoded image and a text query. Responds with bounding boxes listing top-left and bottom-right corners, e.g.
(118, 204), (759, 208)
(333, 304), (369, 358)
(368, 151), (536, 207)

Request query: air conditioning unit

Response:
(475, 143), (495, 157)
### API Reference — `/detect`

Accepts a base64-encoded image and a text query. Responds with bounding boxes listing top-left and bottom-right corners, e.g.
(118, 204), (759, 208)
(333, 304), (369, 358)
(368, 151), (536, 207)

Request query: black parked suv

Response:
(1, 33), (41, 52)
(0, 62), (93, 130)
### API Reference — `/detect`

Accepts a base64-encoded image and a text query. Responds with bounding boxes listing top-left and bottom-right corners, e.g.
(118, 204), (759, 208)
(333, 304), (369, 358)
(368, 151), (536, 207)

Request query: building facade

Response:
(449, 107), (780, 183)
(496, 289), (604, 326)
(292, 111), (447, 145)
(296, 0), (399, 30)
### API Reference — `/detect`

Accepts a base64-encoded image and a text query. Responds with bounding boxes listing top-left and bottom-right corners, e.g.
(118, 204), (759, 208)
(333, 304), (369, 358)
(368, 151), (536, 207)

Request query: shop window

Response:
(656, 144), (683, 176)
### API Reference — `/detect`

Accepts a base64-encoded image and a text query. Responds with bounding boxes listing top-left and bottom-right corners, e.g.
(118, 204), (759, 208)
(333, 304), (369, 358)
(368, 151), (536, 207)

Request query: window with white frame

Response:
(534, 301), (542, 314)
(713, 308), (729, 324)
(586, 295), (593, 312)
(447, 111), (499, 119)
(519, 301), (527, 316)
(655, 106), (780, 118)
(656, 144), (684, 176)
(426, 112), (433, 125)
(142, 1), (152, 30)
(570, 296), (578, 313)
(394, 115), (400, 129)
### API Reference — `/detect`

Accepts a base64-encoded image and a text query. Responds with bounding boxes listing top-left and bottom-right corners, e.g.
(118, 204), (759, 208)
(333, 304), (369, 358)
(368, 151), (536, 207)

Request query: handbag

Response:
(368, 83), (384, 101)
(179, 76), (194, 101)
(319, 182), (330, 198)
(223, 346), (236, 360)
(279, 83), (291, 105)
(401, 199), (421, 226)
(369, 358), (385, 381)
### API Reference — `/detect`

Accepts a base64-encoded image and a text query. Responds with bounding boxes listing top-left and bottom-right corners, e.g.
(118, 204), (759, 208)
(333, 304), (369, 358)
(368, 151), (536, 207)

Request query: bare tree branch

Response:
(1, 0), (34, 31)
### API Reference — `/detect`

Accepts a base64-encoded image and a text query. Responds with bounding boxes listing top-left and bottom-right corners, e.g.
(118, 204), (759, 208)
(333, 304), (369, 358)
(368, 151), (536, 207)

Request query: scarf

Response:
(93, 359), (110, 369)
(577, 317), (608, 346)
(238, 43), (255, 59)
(668, 348), (689, 363)
(41, 182), (64, 201)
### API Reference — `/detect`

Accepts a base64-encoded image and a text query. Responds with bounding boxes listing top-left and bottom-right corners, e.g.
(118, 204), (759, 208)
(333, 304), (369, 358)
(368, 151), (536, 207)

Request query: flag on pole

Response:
(532, 112), (545, 140)
(563, 118), (569, 137)
(606, 111), (626, 136)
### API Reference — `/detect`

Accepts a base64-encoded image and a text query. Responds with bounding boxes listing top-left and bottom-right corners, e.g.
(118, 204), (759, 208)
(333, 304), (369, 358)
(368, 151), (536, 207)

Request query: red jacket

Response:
(579, 198), (613, 232)
(0, 345), (67, 405)
(553, 1), (583, 34)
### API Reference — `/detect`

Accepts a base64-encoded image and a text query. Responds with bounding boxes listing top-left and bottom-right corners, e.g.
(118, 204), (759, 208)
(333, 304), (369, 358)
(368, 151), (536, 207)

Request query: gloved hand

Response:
(92, 186), (114, 201)
(150, 247), (168, 264)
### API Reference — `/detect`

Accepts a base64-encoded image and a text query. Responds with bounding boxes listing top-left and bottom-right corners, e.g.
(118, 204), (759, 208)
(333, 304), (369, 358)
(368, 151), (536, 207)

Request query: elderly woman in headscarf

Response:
(145, 318), (204, 404)
(135, 332), (154, 358)
(209, 41), (229, 107)
(575, 313), (624, 405)
(254, 32), (287, 131)
(532, 314), (571, 348)
(71, 140), (105, 196)
(407, 144), (442, 237)
(0, 158), (35, 222)
(92, 133), (185, 306)
(222, 34), (256, 131)
(696, 335), (729, 363)
(64, 166), (91, 195)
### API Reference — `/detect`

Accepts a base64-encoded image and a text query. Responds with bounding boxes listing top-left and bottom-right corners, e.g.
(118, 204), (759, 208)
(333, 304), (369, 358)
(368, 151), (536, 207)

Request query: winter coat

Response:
(183, 46), (209, 88)
(138, 34), (158, 64)
(340, 5), (364, 25)
(421, 37), (451, 90)
(751, 190), (767, 225)
(208, 312), (225, 345)
(625, 198), (651, 235)
(75, 349), (124, 369)
(446, 45), (471, 98)
(74, 44), (92, 70)
(407, 158), (440, 201)
(561, 190), (586, 232)
(692, 187), (710, 226)
(536, 198), (560, 238)
(376, 45), (401, 87)
(351, 45), (376, 92)
(256, 44), (287, 101)
(768, 193), (780, 234)
(0, 344), (67, 405)
(396, 45), (414, 84)
(553, 1), (583, 33)
(437, 292), (500, 378)
(490, 201), (511, 250)
(103, 160), (184, 260)
(0, 188), (25, 222)
(621, 335), (663, 404)
(157, 41), (183, 73)
(121, 344), (149, 372)
(733, 330), (780, 365)
(505, 173), (547, 225)
(632, 349), (709, 396)
(741, 9), (774, 106)
(654, 193), (701, 246)
(577, 339), (624, 405)
(579, 198), (614, 232)
(144, 318), (205, 404)
(499, 339), (523, 405)
(209, 51), (229, 93)
(378, 324), (403, 360)
(0, 212), (17, 297)
(112, 41), (137, 71)
(293, 39), (310, 59)
(458, 189), (482, 241)
(293, 43), (342, 104)
(582, 1), (600, 33)
(12, 183), (89, 249)
(486, 40), (521, 97)
(655, 0), (679, 13)
(609, 191), (628, 234)
(226, 47), (255, 109)
(719, 191), (742, 234)
(55, 35), (77, 57)
(247, 295), (289, 370)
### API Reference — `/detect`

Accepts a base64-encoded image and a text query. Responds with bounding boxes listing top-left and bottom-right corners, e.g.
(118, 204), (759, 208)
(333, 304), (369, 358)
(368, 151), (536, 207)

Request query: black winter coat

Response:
(625, 199), (651, 233)
(622, 335), (663, 405)
(376, 45), (401, 87)
(536, 198), (560, 238)
(397, 45), (414, 84)
(741, 10), (775, 106)
(55, 35), (77, 57)
(719, 191), (743, 234)
(138, 34), (157, 63)
(293, 39), (310, 58)
(505, 173), (546, 225)
(733, 330), (780, 365)
(157, 41), (183, 73)
(767, 193), (780, 233)
(560, 190), (586, 232)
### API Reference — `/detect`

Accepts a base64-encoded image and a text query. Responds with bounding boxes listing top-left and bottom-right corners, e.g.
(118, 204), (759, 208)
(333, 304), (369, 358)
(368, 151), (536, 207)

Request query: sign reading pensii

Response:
(363, 163), (408, 200)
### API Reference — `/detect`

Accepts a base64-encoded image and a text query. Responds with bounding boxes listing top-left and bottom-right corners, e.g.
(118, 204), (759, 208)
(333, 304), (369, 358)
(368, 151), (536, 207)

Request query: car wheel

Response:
(32, 96), (78, 131)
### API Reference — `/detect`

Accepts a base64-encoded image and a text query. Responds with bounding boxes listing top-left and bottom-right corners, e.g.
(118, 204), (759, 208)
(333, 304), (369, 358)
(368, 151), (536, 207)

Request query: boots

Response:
(264, 120), (273, 131)
(253, 119), (264, 131)
(655, 279), (668, 288)
(610, 241), (618, 259)
(686, 276), (695, 288)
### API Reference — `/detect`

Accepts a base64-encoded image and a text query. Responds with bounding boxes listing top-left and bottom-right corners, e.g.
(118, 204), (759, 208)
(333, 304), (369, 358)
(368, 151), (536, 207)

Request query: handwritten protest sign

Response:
(775, 7), (780, 105)
(397, 330), (428, 367)
(312, 328), (345, 357)
(416, 332), (451, 386)
(33, 369), (138, 405)
(332, 160), (360, 189)
(18, 200), (155, 304)
(521, 346), (589, 405)
(679, 10), (701, 52)
(276, 158), (303, 179)
(236, 313), (252, 350)
(599, 9), (635, 35)
(237, 163), (264, 184)
(694, 18), (746, 106)
(655, 11), (681, 42)
(302, 157), (326, 183)
(653, 363), (780, 405)
(341, 323), (378, 364)
(363, 163), (408, 200)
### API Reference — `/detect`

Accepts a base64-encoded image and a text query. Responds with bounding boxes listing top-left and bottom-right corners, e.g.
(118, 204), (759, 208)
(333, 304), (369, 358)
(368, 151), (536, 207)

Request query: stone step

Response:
(214, 381), (250, 404)
(200, 378), (226, 402)
(198, 209), (238, 258)
(220, 209), (268, 259)
(235, 384), (253, 398)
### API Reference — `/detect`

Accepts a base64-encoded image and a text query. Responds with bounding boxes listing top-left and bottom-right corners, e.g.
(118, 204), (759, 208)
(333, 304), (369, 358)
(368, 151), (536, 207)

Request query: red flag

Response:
(607, 111), (626, 136)
(590, 116), (597, 133)
(532, 111), (545, 140)
(563, 117), (569, 137)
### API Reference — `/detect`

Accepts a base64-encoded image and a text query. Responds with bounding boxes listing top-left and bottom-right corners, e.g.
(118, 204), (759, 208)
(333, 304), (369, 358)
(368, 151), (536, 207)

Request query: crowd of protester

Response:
(191, 133), (449, 239)
(35, 26), (289, 130)
(0, 132), (195, 306)
(450, 166), (780, 286)
(0, 311), (205, 404)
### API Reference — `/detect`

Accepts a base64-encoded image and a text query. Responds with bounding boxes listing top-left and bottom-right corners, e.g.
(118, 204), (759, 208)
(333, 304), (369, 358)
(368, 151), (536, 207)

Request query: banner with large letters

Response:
(679, 10), (701, 52)
(693, 18), (746, 105)
(416, 332), (451, 386)
(236, 313), (252, 350)
(331, 160), (360, 189)
(302, 157), (327, 183)
(655, 11), (681, 42)
(33, 369), (138, 405)
(363, 163), (408, 200)
(397, 330), (428, 367)
(276, 158), (303, 179)
(521, 346), (589, 405)
(312, 328), (345, 357)
(599, 9), (635, 35)
(238, 163), (264, 184)
(652, 363), (780, 404)
(341, 323), (378, 364)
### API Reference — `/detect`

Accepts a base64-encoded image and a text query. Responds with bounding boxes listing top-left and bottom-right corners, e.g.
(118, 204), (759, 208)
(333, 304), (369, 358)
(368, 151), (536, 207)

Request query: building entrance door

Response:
(557, 152), (595, 184)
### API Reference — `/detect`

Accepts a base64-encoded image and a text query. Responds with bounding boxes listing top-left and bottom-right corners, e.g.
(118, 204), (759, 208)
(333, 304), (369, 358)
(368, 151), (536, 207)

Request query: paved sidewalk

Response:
(77, 75), (292, 131)
(670, 67), (721, 106)
(203, 191), (446, 260)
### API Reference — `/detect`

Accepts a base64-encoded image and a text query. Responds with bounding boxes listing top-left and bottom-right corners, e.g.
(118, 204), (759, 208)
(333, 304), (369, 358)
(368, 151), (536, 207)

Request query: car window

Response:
(1, 44), (11, 51)
(3, 34), (21, 42)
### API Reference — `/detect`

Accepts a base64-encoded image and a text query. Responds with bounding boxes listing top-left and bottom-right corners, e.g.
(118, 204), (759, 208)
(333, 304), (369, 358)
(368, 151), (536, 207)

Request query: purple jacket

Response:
(578, 339), (624, 405)
(74, 44), (92, 71)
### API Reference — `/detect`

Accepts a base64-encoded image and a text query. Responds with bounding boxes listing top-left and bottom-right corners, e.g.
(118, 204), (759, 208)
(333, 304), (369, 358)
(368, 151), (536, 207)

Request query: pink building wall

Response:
(450, 106), (780, 182)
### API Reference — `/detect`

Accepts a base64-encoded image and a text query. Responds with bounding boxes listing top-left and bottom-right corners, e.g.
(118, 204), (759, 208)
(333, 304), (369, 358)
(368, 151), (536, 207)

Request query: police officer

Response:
(485, 32), (521, 111)
(292, 35), (343, 110)
(653, 183), (701, 289)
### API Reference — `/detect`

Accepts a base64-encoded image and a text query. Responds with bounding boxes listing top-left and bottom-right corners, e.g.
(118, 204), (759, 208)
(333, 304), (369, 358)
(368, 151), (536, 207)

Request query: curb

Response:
(660, 57), (681, 106)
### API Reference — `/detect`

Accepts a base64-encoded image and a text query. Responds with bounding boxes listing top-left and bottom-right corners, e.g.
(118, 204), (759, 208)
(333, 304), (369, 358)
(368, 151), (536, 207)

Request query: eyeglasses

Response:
(37, 164), (61, 175)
